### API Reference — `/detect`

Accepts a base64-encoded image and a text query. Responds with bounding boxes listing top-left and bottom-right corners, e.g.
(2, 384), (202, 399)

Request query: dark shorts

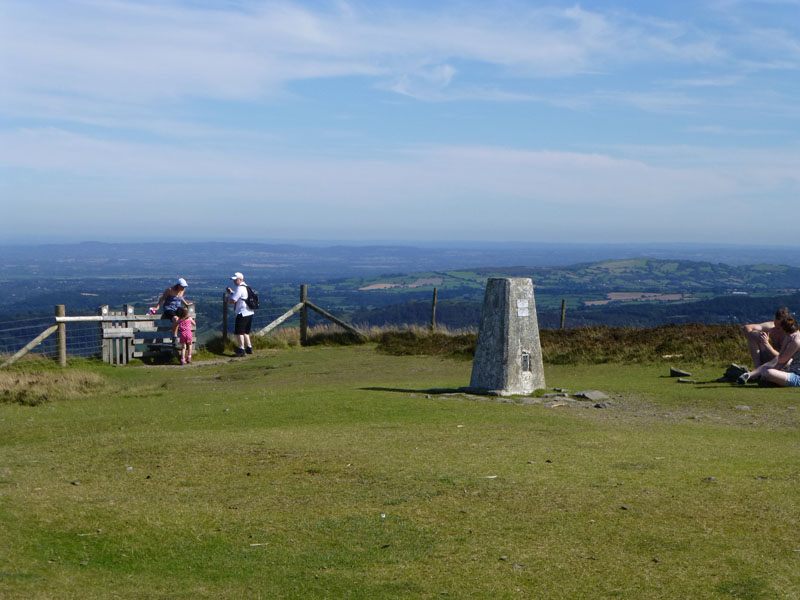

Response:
(235, 314), (253, 335)
(163, 310), (178, 321)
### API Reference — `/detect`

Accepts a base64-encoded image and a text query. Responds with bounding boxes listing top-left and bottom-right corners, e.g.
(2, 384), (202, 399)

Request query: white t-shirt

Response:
(230, 283), (255, 317)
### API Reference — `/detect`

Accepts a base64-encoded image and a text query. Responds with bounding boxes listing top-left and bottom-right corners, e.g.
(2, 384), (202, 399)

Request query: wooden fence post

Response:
(221, 292), (228, 347)
(300, 284), (308, 346)
(430, 288), (438, 332)
(55, 305), (67, 367)
(99, 305), (109, 363)
(560, 299), (566, 330)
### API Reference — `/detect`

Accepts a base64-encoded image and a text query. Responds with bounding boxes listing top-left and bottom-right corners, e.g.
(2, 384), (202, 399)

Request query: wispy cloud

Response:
(2, 1), (799, 244)
(0, 0), (738, 115)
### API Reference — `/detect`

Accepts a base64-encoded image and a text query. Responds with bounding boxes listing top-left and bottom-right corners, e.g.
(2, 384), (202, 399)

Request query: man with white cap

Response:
(225, 272), (254, 357)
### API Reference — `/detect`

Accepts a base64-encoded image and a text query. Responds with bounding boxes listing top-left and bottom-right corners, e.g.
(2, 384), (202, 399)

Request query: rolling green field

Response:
(1, 346), (799, 599)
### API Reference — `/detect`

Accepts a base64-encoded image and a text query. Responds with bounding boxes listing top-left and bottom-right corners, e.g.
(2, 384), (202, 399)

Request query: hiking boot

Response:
(245, 346), (253, 355)
(235, 348), (246, 357)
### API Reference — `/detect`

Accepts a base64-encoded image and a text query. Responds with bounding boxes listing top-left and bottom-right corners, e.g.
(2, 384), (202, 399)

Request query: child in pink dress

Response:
(176, 307), (196, 365)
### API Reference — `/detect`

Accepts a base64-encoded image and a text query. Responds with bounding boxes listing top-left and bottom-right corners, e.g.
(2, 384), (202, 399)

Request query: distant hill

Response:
(2, 244), (800, 333)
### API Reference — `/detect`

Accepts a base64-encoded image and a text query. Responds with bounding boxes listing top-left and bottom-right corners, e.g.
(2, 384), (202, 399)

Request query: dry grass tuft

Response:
(540, 323), (748, 365)
(0, 369), (107, 406)
(216, 322), (750, 366)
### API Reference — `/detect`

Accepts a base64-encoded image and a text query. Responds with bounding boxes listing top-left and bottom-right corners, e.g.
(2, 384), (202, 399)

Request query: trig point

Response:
(467, 277), (545, 396)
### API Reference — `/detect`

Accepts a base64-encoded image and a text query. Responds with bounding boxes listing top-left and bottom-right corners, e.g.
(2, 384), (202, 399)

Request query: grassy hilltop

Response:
(1, 336), (799, 599)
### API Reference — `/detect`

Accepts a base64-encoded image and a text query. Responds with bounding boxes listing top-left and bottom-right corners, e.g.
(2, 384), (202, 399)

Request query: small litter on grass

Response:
(249, 543), (269, 547)
(662, 354), (683, 359)
(484, 475), (498, 479)
(669, 367), (691, 377)
(77, 530), (101, 537)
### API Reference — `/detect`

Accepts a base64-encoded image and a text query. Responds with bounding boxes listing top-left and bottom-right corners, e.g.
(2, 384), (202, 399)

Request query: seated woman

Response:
(738, 316), (800, 386)
(150, 278), (194, 335)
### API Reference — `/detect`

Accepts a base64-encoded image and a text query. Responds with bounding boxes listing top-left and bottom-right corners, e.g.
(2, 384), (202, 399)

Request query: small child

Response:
(176, 307), (196, 365)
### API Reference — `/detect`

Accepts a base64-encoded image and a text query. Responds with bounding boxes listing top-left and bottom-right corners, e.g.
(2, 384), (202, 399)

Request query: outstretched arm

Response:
(152, 288), (170, 310)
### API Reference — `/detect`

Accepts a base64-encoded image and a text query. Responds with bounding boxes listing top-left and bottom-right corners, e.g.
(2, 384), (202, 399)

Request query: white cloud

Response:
(0, 0), (737, 115)
(2, 127), (790, 214)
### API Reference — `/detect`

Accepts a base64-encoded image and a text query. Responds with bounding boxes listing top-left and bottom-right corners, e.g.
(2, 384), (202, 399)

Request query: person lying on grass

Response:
(740, 306), (792, 368)
(738, 316), (800, 386)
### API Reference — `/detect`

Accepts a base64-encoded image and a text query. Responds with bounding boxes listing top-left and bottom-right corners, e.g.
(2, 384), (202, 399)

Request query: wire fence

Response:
(1, 300), (351, 365)
(223, 305), (321, 336)
(0, 313), (102, 361)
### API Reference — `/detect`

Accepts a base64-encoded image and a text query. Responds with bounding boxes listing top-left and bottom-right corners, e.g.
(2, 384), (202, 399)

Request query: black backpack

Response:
(244, 285), (259, 310)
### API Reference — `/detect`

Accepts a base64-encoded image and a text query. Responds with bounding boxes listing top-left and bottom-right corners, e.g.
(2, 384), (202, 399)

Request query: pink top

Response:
(177, 318), (193, 341)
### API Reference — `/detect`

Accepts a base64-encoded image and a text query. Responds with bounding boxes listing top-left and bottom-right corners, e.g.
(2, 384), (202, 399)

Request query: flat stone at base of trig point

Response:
(573, 390), (609, 401)
(670, 367), (691, 377)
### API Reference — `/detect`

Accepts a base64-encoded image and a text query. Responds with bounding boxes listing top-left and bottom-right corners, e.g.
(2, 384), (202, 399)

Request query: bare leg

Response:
(744, 332), (766, 368)
(763, 369), (790, 387)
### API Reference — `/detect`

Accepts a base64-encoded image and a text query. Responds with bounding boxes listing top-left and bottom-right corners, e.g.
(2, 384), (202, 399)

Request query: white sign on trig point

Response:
(517, 299), (529, 317)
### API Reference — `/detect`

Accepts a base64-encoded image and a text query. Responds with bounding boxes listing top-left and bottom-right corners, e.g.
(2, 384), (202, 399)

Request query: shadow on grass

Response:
(361, 386), (465, 395)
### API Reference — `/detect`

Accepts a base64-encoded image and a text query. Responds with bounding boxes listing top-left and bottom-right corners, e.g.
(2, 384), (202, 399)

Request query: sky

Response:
(1, 0), (799, 245)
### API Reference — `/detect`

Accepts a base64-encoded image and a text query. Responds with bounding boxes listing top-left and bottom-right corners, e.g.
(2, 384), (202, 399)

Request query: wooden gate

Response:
(101, 304), (196, 365)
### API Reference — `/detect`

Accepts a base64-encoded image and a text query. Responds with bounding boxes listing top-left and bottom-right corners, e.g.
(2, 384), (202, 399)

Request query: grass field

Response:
(1, 345), (799, 599)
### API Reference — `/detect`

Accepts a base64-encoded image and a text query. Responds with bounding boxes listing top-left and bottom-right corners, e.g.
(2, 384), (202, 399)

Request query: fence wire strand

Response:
(0, 313), (102, 360)
(1, 302), (343, 364)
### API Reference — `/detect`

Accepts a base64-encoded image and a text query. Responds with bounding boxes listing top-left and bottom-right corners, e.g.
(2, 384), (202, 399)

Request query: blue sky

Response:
(1, 0), (799, 244)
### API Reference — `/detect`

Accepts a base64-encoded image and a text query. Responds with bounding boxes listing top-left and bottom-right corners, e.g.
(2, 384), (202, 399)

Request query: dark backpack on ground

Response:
(244, 285), (259, 310)
(717, 363), (746, 382)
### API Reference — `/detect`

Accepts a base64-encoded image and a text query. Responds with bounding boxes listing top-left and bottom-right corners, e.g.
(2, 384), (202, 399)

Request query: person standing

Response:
(175, 306), (196, 365)
(226, 272), (254, 357)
